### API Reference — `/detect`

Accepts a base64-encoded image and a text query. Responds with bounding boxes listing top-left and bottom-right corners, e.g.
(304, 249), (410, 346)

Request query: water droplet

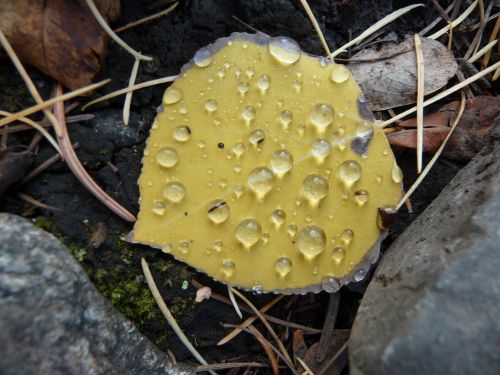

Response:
(331, 247), (345, 264)
(219, 178), (228, 188)
(275, 257), (292, 277)
(248, 167), (275, 199)
(162, 243), (173, 254)
(270, 149), (293, 177)
(152, 201), (166, 216)
(242, 106), (256, 125)
(271, 209), (286, 227)
(339, 160), (361, 188)
(353, 268), (366, 282)
(232, 142), (246, 158)
(340, 229), (354, 246)
(354, 189), (369, 206)
(312, 265), (319, 275)
(269, 36), (301, 65)
(287, 224), (298, 238)
(221, 259), (235, 278)
(356, 122), (373, 138)
(249, 129), (265, 146)
(297, 225), (326, 260)
(376, 174), (383, 184)
(197, 140), (206, 149)
(234, 164), (242, 174)
(194, 46), (212, 67)
(163, 86), (182, 105)
(205, 99), (218, 113)
(330, 64), (351, 83)
(173, 126), (191, 142)
(207, 199), (230, 224)
(238, 82), (249, 96)
(336, 138), (347, 151)
(392, 162), (403, 184)
(179, 240), (190, 254)
(214, 240), (223, 252)
(163, 182), (186, 202)
(321, 276), (340, 293)
(179, 105), (188, 114)
(304, 215), (312, 223)
(279, 110), (293, 129)
(302, 174), (329, 205)
(310, 103), (334, 133)
(293, 80), (302, 93)
(311, 138), (332, 163)
(156, 147), (178, 168)
(246, 67), (255, 79)
(217, 68), (226, 78)
(233, 184), (244, 198)
(257, 74), (270, 93)
(235, 219), (262, 248)
(235, 67), (241, 79)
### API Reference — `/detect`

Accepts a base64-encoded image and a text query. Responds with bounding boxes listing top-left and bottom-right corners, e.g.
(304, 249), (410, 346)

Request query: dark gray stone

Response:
(0, 214), (194, 375)
(349, 135), (500, 375)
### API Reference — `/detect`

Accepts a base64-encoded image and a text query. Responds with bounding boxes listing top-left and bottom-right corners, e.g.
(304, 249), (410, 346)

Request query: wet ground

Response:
(0, 0), (468, 369)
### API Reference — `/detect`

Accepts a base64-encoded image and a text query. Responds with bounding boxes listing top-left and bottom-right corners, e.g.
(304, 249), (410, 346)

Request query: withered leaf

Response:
(349, 37), (457, 111)
(0, 0), (120, 90)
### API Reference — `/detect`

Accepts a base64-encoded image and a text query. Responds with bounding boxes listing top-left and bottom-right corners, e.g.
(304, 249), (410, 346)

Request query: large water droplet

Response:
(232, 142), (246, 158)
(163, 87), (182, 105)
(242, 106), (256, 125)
(287, 224), (298, 238)
(353, 268), (367, 282)
(354, 189), (369, 206)
(207, 199), (230, 224)
(270, 149), (293, 177)
(269, 36), (301, 65)
(235, 219), (262, 248)
(163, 182), (186, 202)
(156, 147), (178, 168)
(205, 99), (218, 113)
(330, 64), (351, 83)
(275, 257), (292, 277)
(302, 174), (329, 205)
(356, 122), (373, 138)
(311, 138), (332, 163)
(310, 103), (334, 133)
(340, 229), (354, 246)
(249, 129), (265, 147)
(339, 160), (361, 188)
(193, 47), (212, 67)
(248, 167), (275, 199)
(152, 201), (166, 216)
(331, 247), (345, 264)
(279, 110), (293, 129)
(257, 74), (270, 93)
(173, 126), (191, 142)
(297, 225), (326, 260)
(321, 276), (340, 293)
(271, 209), (286, 227)
(221, 259), (235, 278)
(392, 162), (403, 183)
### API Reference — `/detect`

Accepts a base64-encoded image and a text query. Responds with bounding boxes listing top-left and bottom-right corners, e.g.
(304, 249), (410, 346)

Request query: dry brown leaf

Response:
(349, 37), (457, 111)
(0, 0), (120, 90)
(300, 330), (349, 375)
(388, 96), (500, 161)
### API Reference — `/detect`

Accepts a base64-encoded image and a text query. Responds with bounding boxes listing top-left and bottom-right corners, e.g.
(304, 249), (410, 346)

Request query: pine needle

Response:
(428, 0), (478, 40)
(299, 0), (332, 58)
(296, 356), (315, 375)
(467, 39), (498, 63)
(114, 2), (179, 33)
(227, 286), (243, 319)
(123, 58), (140, 126)
(414, 34), (425, 174)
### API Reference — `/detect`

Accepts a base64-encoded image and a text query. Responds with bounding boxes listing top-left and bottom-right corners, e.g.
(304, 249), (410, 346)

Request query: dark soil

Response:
(0, 0), (477, 371)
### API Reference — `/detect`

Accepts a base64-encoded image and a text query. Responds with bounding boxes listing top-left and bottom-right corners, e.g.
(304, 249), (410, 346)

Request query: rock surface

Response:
(0, 214), (194, 375)
(349, 133), (500, 374)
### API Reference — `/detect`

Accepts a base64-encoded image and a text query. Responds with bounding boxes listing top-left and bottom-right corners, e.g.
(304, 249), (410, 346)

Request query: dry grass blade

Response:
(380, 60), (500, 127)
(123, 58), (140, 126)
(468, 39), (498, 63)
(81, 75), (177, 111)
(414, 34), (425, 174)
(229, 287), (293, 367)
(227, 286), (243, 319)
(141, 258), (217, 375)
(84, 0), (152, 61)
(396, 92), (466, 211)
(429, 0), (478, 40)
(0, 80), (110, 128)
(196, 362), (268, 372)
(481, 16), (500, 69)
(246, 325), (280, 375)
(299, 0), (332, 58)
(114, 1), (179, 33)
(317, 341), (348, 375)
(54, 84), (136, 223)
(330, 4), (423, 58)
(218, 295), (284, 346)
(316, 293), (340, 362)
(296, 356), (315, 375)
(17, 192), (60, 211)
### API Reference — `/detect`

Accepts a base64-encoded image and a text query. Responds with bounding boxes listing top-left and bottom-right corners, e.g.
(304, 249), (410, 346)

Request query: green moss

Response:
(170, 295), (195, 318)
(34, 216), (58, 233)
(67, 244), (87, 262)
(98, 149), (108, 156)
(115, 237), (134, 265)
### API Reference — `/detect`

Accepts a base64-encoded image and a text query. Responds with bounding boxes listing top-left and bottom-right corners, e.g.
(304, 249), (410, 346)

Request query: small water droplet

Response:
(152, 201), (166, 216)
(311, 138), (332, 163)
(302, 174), (329, 205)
(339, 160), (361, 188)
(304, 214), (312, 223)
(179, 105), (188, 114)
(233, 184), (244, 198)
(312, 265), (319, 275)
(248, 167), (275, 199)
(197, 140), (206, 149)
(242, 106), (256, 125)
(214, 240), (223, 252)
(257, 74), (271, 93)
(270, 149), (293, 177)
(162, 243), (173, 254)
(279, 110), (293, 129)
(297, 225), (326, 260)
(234, 164), (242, 174)
(287, 224), (298, 238)
(156, 147), (178, 168)
(376, 174), (383, 184)
(357, 122), (373, 138)
(194, 46), (212, 67)
(238, 82), (249, 97)
(275, 257), (292, 277)
(235, 67), (241, 79)
(336, 138), (347, 151)
(310, 103), (334, 133)
(321, 276), (340, 293)
(353, 268), (366, 282)
(163, 86), (182, 105)
(219, 178), (228, 188)
(163, 182), (186, 202)
(173, 126), (191, 142)
(354, 189), (369, 206)
(330, 64), (351, 83)
(340, 229), (354, 246)
(269, 36), (301, 65)
(331, 247), (345, 264)
(246, 67), (255, 79)
(179, 240), (190, 254)
(207, 199), (230, 224)
(392, 162), (403, 184)
(271, 209), (286, 227)
(235, 219), (262, 248)
(205, 99), (218, 113)
(221, 259), (235, 278)
(249, 129), (265, 147)
(232, 142), (246, 158)
(293, 80), (302, 93)
(217, 68), (226, 78)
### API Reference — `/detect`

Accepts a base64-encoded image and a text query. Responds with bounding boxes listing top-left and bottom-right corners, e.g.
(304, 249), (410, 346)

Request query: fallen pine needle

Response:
(17, 192), (60, 211)
(396, 91), (466, 211)
(296, 356), (315, 375)
(428, 0), (478, 40)
(141, 258), (217, 375)
(114, 2), (179, 33)
(196, 362), (268, 372)
(246, 325), (280, 375)
(227, 286), (243, 319)
(414, 33), (425, 174)
(467, 39), (498, 63)
(123, 57), (140, 126)
(299, 0), (332, 58)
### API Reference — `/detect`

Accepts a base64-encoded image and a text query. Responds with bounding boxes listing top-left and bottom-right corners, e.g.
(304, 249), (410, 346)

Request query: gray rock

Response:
(0, 214), (194, 375)
(349, 136), (500, 374)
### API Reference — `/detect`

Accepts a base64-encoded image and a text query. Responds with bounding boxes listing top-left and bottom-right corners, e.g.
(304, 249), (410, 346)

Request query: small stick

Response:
(414, 34), (425, 174)
(295, 356), (315, 375)
(114, 2), (179, 33)
(317, 341), (348, 375)
(299, 0), (333, 58)
(316, 292), (340, 362)
(246, 326), (280, 375)
(123, 57), (140, 126)
(428, 0), (478, 40)
(17, 193), (60, 211)
(232, 15), (263, 34)
(464, 0), (494, 59)
(196, 362), (268, 372)
(481, 15), (500, 69)
(419, 1), (455, 36)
